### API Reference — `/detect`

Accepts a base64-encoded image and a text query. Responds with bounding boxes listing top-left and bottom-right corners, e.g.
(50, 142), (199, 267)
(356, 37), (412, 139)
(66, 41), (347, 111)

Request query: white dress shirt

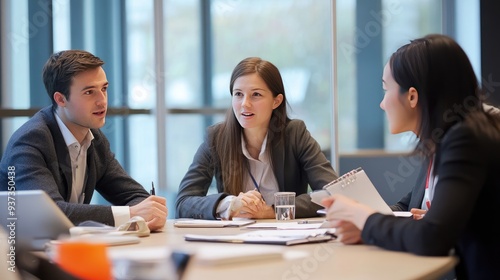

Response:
(216, 133), (279, 219)
(241, 134), (279, 204)
(54, 113), (129, 225)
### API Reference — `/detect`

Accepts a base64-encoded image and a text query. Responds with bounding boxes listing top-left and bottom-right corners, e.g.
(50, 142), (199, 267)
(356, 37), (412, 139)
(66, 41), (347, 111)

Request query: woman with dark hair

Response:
(175, 57), (337, 220)
(323, 34), (500, 279)
(391, 104), (500, 220)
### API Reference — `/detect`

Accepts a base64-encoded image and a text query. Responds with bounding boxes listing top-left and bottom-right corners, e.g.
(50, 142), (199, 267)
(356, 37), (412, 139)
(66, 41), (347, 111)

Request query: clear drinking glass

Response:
(274, 192), (296, 220)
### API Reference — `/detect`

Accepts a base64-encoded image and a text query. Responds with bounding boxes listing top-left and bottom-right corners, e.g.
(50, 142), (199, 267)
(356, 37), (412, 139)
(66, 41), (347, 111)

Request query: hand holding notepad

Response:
(310, 168), (394, 215)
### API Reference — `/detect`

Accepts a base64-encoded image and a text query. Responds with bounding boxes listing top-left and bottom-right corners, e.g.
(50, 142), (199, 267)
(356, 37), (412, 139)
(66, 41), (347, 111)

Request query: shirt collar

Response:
(241, 133), (269, 163)
(54, 112), (94, 147)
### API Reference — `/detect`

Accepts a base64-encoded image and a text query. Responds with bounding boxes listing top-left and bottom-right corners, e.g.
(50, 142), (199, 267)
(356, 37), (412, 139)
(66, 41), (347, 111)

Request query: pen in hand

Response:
(150, 181), (156, 195)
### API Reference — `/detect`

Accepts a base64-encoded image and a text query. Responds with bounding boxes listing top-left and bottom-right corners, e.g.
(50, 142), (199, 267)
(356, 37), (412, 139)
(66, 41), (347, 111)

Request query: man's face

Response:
(56, 67), (108, 140)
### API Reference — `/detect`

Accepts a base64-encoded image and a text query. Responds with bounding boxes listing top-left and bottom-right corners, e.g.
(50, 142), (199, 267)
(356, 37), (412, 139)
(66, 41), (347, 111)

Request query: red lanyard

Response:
(424, 157), (433, 209)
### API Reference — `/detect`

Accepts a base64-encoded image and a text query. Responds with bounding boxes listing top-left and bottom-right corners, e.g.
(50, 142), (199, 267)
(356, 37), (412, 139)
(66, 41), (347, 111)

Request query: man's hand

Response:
(130, 195), (167, 231)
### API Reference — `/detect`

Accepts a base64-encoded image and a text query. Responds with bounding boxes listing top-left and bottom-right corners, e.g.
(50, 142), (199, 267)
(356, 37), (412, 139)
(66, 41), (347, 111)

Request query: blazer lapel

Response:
(84, 143), (96, 203)
(412, 157), (429, 208)
(43, 107), (73, 202)
(271, 141), (285, 191)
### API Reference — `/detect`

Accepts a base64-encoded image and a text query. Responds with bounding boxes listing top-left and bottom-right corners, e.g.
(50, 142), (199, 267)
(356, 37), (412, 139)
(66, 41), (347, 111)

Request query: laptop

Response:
(0, 190), (74, 251)
(0, 190), (142, 251)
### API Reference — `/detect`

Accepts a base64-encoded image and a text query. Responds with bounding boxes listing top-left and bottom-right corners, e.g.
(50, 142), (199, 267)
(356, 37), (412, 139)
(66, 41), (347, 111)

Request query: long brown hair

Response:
(214, 57), (289, 195)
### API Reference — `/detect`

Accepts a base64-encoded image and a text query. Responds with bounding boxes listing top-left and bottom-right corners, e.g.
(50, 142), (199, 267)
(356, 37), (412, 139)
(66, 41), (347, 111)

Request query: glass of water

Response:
(274, 192), (296, 220)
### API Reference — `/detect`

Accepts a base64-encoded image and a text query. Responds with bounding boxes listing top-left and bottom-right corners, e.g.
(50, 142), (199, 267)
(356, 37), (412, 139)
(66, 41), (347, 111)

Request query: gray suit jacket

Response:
(175, 119), (338, 219)
(0, 106), (149, 226)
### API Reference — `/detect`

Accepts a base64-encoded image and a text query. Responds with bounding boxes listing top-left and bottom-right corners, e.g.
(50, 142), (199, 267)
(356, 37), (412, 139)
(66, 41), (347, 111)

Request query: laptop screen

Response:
(0, 190), (74, 251)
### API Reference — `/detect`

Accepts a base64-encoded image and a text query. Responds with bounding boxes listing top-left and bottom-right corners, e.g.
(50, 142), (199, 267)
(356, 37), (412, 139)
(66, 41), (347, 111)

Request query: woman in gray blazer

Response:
(175, 57), (338, 220)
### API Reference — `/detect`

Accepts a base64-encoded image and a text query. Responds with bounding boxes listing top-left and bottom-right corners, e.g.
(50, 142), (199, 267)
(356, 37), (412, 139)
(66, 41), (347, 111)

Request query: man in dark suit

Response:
(0, 50), (167, 230)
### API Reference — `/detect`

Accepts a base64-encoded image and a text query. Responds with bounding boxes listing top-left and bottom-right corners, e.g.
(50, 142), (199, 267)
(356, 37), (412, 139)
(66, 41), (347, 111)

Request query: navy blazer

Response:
(175, 119), (338, 219)
(390, 104), (500, 212)
(389, 157), (428, 212)
(0, 106), (149, 226)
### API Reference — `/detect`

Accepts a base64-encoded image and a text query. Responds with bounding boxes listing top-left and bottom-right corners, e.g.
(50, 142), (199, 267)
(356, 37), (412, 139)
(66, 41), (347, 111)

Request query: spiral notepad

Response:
(310, 167), (393, 215)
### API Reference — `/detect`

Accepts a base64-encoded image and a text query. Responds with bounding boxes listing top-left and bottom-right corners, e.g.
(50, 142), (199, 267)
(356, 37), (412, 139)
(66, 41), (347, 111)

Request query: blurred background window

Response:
(0, 0), (482, 218)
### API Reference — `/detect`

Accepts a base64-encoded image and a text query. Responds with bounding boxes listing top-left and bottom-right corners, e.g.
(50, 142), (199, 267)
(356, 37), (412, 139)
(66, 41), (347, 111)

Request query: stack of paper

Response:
(185, 229), (336, 246)
(243, 221), (326, 230)
(174, 219), (256, 228)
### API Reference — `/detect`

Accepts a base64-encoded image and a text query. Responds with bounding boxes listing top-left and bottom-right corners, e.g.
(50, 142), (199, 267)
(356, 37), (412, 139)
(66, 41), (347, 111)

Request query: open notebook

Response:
(310, 168), (394, 215)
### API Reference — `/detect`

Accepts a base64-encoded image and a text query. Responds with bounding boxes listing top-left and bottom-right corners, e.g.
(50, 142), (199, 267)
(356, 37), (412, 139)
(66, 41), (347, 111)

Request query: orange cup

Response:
(54, 241), (112, 280)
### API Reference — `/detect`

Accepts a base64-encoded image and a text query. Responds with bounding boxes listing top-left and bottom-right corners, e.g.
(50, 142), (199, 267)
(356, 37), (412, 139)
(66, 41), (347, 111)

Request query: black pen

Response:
(150, 181), (156, 195)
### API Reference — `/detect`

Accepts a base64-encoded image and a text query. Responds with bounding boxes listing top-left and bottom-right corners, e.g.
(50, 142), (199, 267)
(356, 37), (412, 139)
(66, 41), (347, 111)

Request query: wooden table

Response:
(107, 219), (457, 280)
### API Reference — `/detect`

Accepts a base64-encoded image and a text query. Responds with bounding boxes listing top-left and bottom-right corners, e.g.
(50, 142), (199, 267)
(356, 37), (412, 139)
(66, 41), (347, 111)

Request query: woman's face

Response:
(231, 73), (282, 133)
(380, 63), (419, 135)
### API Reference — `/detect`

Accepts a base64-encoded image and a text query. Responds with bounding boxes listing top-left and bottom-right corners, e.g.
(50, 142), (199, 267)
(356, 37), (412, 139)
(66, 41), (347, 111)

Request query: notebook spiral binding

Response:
(323, 167), (363, 189)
